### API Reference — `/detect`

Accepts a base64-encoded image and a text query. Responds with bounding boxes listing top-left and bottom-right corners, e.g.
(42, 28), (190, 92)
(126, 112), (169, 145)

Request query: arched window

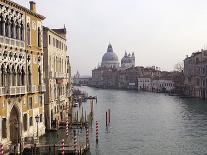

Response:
(20, 23), (24, 41)
(28, 66), (32, 86)
(0, 65), (4, 87)
(11, 65), (16, 86)
(17, 66), (21, 86)
(38, 27), (41, 47)
(6, 65), (10, 87)
(10, 19), (15, 38)
(21, 67), (25, 85)
(0, 15), (4, 36)
(27, 23), (30, 45)
(16, 24), (19, 39)
(38, 66), (41, 85)
(5, 20), (9, 37)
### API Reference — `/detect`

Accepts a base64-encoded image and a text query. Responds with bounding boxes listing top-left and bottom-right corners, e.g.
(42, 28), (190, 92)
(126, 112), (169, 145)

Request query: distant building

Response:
(151, 79), (174, 93)
(138, 76), (152, 91)
(73, 71), (91, 86)
(184, 50), (207, 99)
(138, 75), (175, 93)
(91, 67), (118, 88)
(43, 26), (71, 130)
(92, 44), (139, 89)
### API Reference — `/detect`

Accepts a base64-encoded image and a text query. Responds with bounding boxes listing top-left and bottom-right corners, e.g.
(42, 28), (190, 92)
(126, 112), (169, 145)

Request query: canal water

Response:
(77, 86), (207, 155)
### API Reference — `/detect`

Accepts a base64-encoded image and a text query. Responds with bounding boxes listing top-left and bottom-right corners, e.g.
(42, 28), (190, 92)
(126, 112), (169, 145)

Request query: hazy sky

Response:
(16, 0), (207, 76)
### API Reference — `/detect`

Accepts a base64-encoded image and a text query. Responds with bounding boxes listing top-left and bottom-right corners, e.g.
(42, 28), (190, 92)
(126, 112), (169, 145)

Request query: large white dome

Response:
(101, 44), (119, 68)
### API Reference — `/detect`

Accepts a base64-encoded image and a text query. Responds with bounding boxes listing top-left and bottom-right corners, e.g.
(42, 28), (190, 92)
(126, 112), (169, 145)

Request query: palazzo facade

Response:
(0, 0), (45, 152)
(43, 27), (71, 130)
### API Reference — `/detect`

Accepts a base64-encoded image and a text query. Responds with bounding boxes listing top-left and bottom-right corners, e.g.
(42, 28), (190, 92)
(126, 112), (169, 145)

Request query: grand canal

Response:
(77, 86), (207, 155)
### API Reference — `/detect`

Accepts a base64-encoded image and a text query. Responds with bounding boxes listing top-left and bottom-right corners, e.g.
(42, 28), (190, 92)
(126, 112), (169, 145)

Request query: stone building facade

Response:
(184, 50), (207, 99)
(43, 26), (71, 130)
(0, 0), (45, 152)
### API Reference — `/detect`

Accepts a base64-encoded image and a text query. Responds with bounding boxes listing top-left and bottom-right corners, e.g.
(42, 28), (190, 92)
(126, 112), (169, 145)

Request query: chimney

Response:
(29, 1), (36, 12)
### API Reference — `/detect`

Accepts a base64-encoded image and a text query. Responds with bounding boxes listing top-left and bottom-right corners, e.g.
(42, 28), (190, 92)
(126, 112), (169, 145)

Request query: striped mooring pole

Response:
(96, 121), (99, 143)
(74, 130), (77, 154)
(66, 118), (69, 136)
(61, 139), (65, 155)
(0, 143), (3, 155)
(86, 127), (89, 147)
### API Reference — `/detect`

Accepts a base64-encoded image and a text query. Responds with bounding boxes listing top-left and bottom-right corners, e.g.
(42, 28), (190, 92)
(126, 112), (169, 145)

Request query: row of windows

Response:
(48, 35), (67, 51)
(139, 82), (174, 87)
(139, 79), (150, 82)
(0, 19), (42, 48)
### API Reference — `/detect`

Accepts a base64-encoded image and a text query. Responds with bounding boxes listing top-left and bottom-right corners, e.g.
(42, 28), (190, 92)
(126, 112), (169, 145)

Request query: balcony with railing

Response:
(3, 86), (27, 96)
(27, 85), (37, 93)
(0, 36), (25, 48)
(38, 84), (46, 92)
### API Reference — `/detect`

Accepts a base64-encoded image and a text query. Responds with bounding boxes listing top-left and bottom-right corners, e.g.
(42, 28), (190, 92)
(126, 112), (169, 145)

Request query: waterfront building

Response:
(0, 0), (45, 152)
(151, 79), (174, 93)
(121, 52), (135, 70)
(73, 71), (91, 86)
(184, 50), (207, 99)
(138, 71), (175, 93)
(123, 67), (142, 89)
(43, 26), (71, 130)
(91, 67), (118, 88)
(138, 76), (152, 91)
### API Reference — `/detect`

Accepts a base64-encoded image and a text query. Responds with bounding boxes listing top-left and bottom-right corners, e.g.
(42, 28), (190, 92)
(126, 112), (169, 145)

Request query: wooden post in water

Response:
(53, 144), (56, 155)
(85, 111), (87, 124)
(108, 109), (110, 124)
(106, 111), (108, 127)
(81, 107), (84, 123)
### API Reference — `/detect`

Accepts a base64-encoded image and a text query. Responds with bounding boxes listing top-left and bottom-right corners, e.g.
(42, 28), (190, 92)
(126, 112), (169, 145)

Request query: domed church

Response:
(101, 44), (119, 68)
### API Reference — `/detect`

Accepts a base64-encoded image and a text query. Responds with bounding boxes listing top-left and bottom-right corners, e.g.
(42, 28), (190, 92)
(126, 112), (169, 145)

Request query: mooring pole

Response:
(53, 144), (56, 155)
(77, 110), (79, 123)
(85, 111), (87, 124)
(108, 109), (111, 124)
(106, 111), (108, 127)
(82, 107), (84, 123)
(0, 143), (3, 155)
(74, 130), (77, 154)
(96, 121), (99, 143)
(61, 139), (64, 155)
